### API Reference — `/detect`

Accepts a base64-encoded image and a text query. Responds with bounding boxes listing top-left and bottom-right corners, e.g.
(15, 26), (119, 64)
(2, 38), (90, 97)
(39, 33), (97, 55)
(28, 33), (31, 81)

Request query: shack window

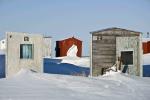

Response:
(92, 36), (102, 40)
(97, 36), (102, 40)
(121, 51), (133, 65)
(92, 36), (97, 40)
(20, 44), (33, 59)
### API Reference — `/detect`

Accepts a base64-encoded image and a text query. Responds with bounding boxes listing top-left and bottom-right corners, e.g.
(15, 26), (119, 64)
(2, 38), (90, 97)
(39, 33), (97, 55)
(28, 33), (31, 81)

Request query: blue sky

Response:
(0, 0), (150, 56)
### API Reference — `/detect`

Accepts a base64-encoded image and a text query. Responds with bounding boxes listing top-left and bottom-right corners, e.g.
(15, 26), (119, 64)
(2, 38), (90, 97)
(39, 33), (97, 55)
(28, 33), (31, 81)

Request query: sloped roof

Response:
(90, 27), (141, 36)
(57, 37), (82, 42)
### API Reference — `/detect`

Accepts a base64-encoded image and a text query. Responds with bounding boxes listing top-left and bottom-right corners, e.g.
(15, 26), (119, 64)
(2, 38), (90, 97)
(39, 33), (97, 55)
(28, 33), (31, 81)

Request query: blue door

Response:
(0, 55), (5, 78)
(143, 65), (150, 77)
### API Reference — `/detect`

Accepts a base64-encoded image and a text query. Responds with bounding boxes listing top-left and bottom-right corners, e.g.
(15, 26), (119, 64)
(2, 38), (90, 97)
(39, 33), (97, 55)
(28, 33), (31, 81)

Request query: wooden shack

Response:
(55, 37), (82, 57)
(90, 27), (142, 76)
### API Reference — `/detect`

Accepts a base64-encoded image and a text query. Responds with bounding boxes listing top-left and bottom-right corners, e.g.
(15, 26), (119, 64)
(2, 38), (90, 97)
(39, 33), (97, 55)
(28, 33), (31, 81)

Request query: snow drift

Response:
(43, 44), (90, 76)
(0, 69), (150, 100)
(54, 44), (90, 67)
(67, 44), (78, 57)
(0, 39), (6, 50)
(58, 44), (90, 67)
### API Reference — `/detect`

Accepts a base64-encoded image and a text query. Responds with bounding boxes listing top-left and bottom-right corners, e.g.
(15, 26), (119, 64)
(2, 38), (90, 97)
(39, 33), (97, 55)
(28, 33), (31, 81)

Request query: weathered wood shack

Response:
(90, 27), (142, 76)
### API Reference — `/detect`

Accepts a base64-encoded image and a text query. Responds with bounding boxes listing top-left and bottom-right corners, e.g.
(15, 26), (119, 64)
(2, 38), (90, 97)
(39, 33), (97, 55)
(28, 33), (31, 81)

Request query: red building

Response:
(55, 37), (82, 57)
(143, 41), (150, 54)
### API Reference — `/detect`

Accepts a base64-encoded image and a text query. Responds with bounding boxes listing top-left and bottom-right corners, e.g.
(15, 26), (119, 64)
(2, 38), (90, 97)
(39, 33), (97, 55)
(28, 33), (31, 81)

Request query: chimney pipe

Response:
(147, 32), (149, 38)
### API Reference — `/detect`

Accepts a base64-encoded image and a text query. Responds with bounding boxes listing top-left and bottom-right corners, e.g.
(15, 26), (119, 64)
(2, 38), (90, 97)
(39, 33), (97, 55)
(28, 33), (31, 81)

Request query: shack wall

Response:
(116, 36), (141, 76)
(91, 28), (142, 76)
(92, 35), (116, 76)
(6, 32), (44, 77)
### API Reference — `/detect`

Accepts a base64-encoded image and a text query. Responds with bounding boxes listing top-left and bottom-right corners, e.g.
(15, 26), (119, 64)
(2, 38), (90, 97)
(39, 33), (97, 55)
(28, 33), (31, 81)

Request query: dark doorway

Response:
(121, 51), (133, 65)
(121, 51), (133, 73)
(55, 41), (60, 57)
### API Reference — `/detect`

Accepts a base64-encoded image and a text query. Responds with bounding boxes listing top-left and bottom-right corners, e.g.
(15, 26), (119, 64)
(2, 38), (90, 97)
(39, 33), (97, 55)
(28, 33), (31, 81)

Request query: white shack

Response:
(5, 32), (51, 77)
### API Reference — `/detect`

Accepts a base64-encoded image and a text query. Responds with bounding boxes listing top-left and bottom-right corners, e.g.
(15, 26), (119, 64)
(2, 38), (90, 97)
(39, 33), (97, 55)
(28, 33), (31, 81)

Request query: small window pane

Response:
(97, 36), (102, 40)
(93, 36), (97, 40)
(20, 44), (33, 59)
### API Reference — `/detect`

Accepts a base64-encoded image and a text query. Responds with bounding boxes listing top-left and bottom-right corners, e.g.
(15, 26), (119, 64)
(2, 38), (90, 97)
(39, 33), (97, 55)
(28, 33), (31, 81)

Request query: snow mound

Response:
(17, 68), (33, 74)
(0, 70), (150, 100)
(67, 44), (78, 57)
(103, 70), (121, 77)
(46, 44), (90, 68)
(56, 56), (90, 68)
(13, 68), (35, 78)
(0, 39), (6, 50)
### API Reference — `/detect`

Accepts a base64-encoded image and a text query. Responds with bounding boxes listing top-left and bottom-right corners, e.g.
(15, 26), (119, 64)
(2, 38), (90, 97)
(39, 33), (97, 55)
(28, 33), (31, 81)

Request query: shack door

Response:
(121, 51), (133, 73)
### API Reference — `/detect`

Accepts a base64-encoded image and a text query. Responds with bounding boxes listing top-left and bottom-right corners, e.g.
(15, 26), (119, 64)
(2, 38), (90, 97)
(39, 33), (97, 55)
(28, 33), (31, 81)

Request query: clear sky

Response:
(0, 0), (150, 56)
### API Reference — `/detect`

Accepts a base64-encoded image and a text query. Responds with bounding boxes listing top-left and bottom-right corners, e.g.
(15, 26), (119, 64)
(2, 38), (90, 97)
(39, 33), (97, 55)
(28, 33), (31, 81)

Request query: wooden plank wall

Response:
(92, 35), (116, 76)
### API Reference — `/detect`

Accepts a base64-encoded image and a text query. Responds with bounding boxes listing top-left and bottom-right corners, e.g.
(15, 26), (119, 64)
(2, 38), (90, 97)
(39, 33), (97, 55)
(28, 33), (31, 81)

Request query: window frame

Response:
(121, 51), (133, 65)
(20, 44), (34, 59)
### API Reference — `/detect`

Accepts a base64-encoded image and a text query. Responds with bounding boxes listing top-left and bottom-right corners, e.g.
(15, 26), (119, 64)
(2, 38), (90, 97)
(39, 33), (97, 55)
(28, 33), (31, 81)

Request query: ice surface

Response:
(0, 69), (150, 100)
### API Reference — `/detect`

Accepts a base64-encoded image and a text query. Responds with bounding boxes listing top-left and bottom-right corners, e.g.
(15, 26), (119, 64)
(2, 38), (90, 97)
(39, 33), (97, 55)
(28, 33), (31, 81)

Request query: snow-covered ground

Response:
(0, 69), (150, 100)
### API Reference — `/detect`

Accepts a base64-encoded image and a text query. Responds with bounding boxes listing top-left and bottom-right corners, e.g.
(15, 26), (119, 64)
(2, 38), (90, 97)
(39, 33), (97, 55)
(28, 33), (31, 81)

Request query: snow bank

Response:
(58, 45), (89, 67)
(0, 39), (6, 55)
(60, 56), (90, 68)
(14, 68), (33, 76)
(45, 44), (90, 67)
(103, 70), (121, 77)
(143, 53), (150, 65)
(0, 69), (150, 100)
(0, 39), (6, 50)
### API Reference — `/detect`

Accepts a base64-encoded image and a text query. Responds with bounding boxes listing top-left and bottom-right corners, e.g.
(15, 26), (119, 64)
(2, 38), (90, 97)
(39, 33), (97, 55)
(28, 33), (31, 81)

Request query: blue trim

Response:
(143, 65), (150, 77)
(0, 55), (5, 78)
